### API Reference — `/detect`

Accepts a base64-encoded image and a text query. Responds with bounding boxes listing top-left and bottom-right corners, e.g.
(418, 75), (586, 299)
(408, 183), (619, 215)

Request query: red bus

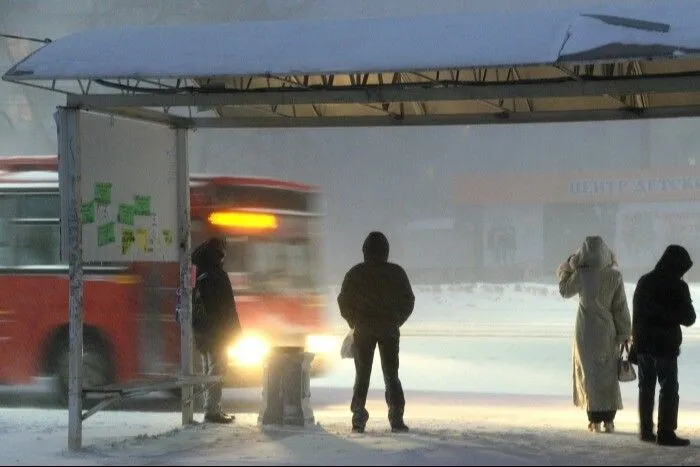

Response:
(0, 155), (333, 402)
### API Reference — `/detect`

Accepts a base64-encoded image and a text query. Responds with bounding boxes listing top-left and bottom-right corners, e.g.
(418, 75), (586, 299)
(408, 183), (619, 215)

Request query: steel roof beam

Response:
(79, 106), (191, 127)
(178, 104), (700, 128)
(65, 73), (700, 109)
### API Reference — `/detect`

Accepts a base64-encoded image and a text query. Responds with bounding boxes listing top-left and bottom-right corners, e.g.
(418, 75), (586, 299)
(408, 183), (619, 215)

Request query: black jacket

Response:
(191, 239), (241, 352)
(633, 244), (696, 358)
(337, 232), (415, 330)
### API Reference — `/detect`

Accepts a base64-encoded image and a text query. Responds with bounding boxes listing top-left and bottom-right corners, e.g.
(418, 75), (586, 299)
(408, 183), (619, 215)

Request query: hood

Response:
(362, 231), (390, 263)
(192, 237), (225, 270)
(576, 235), (615, 269)
(655, 244), (693, 278)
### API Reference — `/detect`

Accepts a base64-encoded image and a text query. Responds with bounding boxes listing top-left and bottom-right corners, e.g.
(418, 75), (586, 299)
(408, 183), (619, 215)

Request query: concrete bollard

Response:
(258, 346), (315, 427)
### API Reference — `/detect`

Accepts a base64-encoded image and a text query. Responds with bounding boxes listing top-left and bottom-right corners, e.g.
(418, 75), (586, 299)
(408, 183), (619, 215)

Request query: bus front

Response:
(191, 183), (333, 386)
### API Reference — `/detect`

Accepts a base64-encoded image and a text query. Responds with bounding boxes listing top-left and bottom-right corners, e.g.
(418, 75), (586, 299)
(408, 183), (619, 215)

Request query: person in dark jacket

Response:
(337, 231), (415, 433)
(633, 244), (696, 446)
(191, 237), (242, 424)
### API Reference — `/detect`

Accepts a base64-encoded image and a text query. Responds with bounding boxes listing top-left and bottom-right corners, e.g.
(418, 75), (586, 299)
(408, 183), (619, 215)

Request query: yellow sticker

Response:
(162, 229), (174, 247)
(135, 228), (149, 253)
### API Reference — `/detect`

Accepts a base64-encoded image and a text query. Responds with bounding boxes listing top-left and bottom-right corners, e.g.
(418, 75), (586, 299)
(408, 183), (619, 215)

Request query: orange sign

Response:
(454, 167), (700, 205)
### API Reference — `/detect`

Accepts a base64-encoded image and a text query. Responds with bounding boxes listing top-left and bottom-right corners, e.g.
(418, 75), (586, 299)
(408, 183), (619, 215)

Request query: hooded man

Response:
(337, 231), (415, 434)
(191, 237), (242, 424)
(633, 244), (696, 446)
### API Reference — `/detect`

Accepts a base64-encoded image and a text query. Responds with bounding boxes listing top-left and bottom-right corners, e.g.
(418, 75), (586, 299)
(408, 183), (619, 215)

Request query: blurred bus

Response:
(0, 155), (333, 402)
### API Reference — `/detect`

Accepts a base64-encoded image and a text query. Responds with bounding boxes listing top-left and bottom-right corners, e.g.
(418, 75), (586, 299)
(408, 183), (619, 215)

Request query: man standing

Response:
(191, 237), (242, 424)
(337, 231), (415, 433)
(633, 244), (696, 446)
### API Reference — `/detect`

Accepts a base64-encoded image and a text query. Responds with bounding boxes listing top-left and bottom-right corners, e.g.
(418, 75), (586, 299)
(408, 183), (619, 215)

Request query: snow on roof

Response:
(0, 171), (59, 189)
(0, 170), (317, 191)
(560, 9), (700, 61)
(0, 171), (59, 182)
(5, 2), (700, 81)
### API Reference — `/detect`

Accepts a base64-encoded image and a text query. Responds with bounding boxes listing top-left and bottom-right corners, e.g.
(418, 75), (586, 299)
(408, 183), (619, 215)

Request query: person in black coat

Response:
(191, 237), (242, 424)
(337, 231), (415, 433)
(633, 244), (696, 446)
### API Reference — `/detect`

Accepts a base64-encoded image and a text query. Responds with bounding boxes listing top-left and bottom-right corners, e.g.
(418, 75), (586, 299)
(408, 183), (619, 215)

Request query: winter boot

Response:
(657, 431), (690, 447)
(391, 421), (410, 433)
(351, 423), (365, 434)
(639, 431), (656, 443)
(204, 412), (234, 424)
(352, 408), (369, 433)
(603, 421), (615, 433)
(587, 422), (602, 433)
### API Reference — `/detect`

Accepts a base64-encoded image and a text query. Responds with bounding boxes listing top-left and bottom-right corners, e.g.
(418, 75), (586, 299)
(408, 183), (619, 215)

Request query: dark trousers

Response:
(587, 410), (616, 423)
(638, 353), (679, 434)
(351, 325), (405, 428)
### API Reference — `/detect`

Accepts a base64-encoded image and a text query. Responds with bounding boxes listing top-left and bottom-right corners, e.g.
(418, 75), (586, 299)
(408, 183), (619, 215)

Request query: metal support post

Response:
(175, 128), (194, 424)
(57, 107), (84, 450)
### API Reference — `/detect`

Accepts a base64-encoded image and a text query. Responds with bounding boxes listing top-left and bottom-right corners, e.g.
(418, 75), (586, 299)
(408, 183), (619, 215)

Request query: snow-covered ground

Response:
(5, 389), (700, 466)
(3, 282), (700, 465)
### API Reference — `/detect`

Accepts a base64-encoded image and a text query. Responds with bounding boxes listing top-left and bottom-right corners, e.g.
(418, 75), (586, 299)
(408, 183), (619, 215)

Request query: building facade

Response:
(452, 166), (700, 282)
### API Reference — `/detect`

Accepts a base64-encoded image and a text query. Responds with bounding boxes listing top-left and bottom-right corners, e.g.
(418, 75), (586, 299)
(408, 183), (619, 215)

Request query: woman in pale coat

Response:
(557, 236), (632, 433)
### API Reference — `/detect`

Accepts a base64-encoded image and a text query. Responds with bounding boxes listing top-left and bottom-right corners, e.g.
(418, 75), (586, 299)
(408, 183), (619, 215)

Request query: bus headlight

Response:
(227, 335), (270, 367)
(305, 334), (337, 355)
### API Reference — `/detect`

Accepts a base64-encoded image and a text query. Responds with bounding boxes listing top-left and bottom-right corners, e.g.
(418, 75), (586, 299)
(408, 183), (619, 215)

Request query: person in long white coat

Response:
(557, 236), (632, 433)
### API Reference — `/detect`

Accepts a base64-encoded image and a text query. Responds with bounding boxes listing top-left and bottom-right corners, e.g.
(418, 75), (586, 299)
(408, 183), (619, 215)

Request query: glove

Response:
(556, 261), (573, 281)
(568, 253), (580, 270)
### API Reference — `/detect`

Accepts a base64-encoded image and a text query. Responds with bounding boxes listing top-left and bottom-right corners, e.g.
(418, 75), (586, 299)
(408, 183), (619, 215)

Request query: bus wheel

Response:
(51, 331), (114, 406)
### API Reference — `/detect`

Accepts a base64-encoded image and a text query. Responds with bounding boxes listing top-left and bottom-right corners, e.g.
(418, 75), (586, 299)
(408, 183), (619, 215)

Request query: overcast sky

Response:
(2, 0), (699, 282)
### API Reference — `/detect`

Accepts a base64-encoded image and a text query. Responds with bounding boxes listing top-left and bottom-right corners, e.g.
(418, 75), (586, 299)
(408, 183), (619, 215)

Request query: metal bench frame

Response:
(80, 375), (223, 421)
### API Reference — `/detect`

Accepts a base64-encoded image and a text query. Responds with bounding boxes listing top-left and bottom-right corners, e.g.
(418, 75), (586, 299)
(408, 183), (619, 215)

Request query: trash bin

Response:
(258, 346), (315, 427)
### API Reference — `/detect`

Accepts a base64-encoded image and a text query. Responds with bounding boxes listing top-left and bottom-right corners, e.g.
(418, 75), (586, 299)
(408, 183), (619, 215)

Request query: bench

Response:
(80, 375), (223, 421)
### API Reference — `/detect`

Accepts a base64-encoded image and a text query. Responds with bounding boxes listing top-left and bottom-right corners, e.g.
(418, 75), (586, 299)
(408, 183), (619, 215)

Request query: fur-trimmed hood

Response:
(570, 235), (617, 270)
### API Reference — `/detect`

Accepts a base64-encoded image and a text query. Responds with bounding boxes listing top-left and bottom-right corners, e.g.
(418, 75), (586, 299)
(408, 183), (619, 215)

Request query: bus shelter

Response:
(4, 3), (700, 451)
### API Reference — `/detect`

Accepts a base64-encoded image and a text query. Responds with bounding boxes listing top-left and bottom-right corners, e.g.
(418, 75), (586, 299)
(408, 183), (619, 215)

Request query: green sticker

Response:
(134, 195), (151, 216)
(97, 222), (116, 247)
(117, 204), (135, 226)
(80, 201), (95, 224)
(162, 229), (174, 246)
(94, 183), (112, 205)
(121, 228), (135, 255)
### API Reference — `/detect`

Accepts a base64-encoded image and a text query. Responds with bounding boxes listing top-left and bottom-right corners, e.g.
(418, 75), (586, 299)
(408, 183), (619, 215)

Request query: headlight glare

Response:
(227, 335), (270, 367)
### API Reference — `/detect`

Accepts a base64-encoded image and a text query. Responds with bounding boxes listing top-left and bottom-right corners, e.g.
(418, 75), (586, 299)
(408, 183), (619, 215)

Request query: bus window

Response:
(246, 240), (315, 291)
(0, 194), (60, 266)
(18, 194), (59, 218)
(0, 220), (13, 265)
(0, 195), (17, 218)
(14, 223), (60, 266)
(223, 239), (246, 273)
(0, 196), (16, 265)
